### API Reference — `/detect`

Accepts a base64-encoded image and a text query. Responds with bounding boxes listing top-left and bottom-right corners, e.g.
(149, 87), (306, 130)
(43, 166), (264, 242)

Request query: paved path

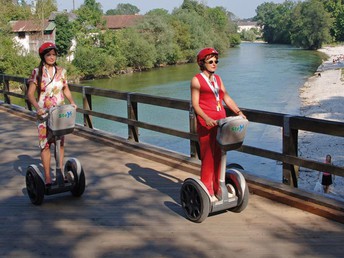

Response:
(0, 107), (343, 258)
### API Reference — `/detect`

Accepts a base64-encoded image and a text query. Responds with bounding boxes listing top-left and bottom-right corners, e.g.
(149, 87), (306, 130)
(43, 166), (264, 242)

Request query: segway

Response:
(180, 116), (249, 223)
(26, 104), (85, 205)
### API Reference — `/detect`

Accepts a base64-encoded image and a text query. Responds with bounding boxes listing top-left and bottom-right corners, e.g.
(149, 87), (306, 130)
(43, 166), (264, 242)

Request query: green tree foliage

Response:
(122, 28), (157, 70)
(240, 29), (258, 42)
(75, 0), (103, 28)
(35, 0), (57, 19)
(290, 0), (333, 49)
(99, 30), (127, 71)
(71, 0), (240, 74)
(0, 0), (31, 30)
(145, 9), (169, 16)
(72, 46), (116, 79)
(1, 0), (241, 79)
(106, 3), (140, 15)
(255, 1), (295, 44)
(136, 15), (177, 65)
(0, 33), (38, 76)
(255, 0), (340, 49)
(55, 14), (75, 56)
(323, 0), (344, 41)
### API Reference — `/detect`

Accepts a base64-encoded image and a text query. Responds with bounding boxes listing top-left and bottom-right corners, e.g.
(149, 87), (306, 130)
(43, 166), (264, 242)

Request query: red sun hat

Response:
(197, 48), (218, 65)
(39, 42), (57, 58)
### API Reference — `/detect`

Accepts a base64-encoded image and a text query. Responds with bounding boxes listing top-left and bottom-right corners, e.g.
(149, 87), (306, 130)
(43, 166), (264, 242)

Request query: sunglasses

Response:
(205, 60), (219, 64)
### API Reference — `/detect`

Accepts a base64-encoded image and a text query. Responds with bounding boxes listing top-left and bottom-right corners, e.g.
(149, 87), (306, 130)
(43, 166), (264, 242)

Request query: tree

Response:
(290, 0), (333, 49)
(240, 29), (258, 42)
(137, 15), (178, 65)
(99, 30), (127, 71)
(75, 0), (103, 28)
(121, 28), (156, 70)
(35, 0), (57, 19)
(106, 3), (140, 15)
(72, 46), (116, 78)
(0, 0), (31, 30)
(181, 0), (206, 17)
(255, 1), (295, 44)
(146, 8), (169, 16)
(322, 0), (344, 41)
(55, 14), (75, 56)
(0, 32), (38, 76)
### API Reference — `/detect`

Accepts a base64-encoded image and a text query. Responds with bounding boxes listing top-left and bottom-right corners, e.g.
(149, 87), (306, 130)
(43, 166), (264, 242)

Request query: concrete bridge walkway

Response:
(0, 105), (343, 258)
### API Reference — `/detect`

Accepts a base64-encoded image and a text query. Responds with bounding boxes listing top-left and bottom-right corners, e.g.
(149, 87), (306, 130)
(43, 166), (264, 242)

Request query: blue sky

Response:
(55, 0), (287, 19)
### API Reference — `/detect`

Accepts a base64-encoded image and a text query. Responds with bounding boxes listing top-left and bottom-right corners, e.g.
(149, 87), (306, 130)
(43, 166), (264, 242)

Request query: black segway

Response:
(180, 116), (249, 223)
(26, 105), (85, 205)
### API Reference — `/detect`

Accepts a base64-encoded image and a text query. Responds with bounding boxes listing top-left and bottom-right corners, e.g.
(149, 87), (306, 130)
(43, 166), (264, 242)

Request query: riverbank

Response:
(298, 45), (344, 200)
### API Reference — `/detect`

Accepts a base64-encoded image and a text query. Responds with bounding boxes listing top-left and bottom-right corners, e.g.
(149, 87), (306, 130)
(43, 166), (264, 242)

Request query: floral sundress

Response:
(29, 66), (68, 149)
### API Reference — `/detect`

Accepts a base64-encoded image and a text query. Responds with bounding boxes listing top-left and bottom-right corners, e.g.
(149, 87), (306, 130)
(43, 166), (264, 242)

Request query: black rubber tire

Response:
(226, 163), (244, 170)
(180, 179), (210, 223)
(64, 159), (85, 197)
(26, 166), (45, 205)
(229, 183), (249, 213)
(225, 171), (249, 213)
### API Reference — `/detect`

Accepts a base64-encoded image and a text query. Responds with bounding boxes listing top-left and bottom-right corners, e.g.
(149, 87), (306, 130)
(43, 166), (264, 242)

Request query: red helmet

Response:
(39, 42), (57, 58)
(197, 47), (218, 65)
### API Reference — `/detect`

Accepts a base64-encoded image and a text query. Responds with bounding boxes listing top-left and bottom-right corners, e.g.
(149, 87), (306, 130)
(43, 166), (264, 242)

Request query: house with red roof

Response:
(10, 19), (56, 55)
(101, 15), (143, 31)
(9, 14), (143, 57)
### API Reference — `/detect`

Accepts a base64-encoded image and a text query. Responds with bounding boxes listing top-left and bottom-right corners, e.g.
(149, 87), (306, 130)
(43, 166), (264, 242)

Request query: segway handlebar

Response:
(216, 116), (249, 151)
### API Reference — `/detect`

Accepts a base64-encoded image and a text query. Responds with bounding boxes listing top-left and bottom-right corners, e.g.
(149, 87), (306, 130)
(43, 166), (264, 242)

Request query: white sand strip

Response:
(298, 45), (344, 200)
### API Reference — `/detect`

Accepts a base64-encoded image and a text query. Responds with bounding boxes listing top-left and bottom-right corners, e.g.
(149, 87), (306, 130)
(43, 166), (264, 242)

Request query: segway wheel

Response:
(225, 171), (249, 213)
(64, 158), (85, 197)
(180, 179), (210, 223)
(226, 163), (244, 170)
(26, 166), (45, 205)
(230, 183), (249, 213)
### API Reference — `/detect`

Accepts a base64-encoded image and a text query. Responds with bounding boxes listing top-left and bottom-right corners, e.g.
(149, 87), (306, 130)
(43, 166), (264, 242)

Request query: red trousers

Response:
(197, 122), (222, 196)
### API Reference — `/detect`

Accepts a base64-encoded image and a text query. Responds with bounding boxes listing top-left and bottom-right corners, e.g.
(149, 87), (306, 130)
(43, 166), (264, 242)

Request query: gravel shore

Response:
(298, 45), (344, 200)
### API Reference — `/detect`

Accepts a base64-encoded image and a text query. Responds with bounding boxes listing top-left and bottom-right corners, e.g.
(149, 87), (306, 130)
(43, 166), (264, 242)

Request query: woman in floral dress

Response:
(27, 42), (77, 187)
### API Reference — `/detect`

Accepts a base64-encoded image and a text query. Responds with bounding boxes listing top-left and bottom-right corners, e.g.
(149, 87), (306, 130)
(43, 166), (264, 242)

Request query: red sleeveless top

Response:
(195, 73), (226, 126)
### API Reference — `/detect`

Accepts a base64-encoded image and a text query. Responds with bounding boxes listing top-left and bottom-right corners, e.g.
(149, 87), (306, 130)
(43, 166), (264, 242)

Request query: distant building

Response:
(237, 21), (260, 33)
(9, 14), (143, 58)
(49, 11), (77, 22)
(10, 19), (56, 55)
(101, 15), (143, 31)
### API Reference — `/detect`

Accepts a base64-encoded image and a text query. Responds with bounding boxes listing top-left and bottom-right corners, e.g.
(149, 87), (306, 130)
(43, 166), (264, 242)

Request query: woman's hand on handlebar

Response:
(36, 108), (46, 116)
(238, 111), (246, 119)
(205, 117), (218, 127)
(70, 103), (77, 109)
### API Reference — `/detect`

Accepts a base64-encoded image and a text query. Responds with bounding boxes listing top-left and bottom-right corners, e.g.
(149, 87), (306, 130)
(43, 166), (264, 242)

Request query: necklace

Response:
(200, 72), (221, 111)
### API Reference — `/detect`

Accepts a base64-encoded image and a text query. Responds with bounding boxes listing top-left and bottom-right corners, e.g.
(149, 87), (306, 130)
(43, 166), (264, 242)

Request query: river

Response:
(79, 42), (324, 182)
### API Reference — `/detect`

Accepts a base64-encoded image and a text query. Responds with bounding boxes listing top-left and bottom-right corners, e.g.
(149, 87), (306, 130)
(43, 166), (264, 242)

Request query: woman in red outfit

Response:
(191, 48), (246, 202)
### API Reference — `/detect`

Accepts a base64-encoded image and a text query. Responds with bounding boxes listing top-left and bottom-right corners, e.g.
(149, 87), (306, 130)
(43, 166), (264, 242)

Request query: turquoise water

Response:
(79, 42), (324, 181)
